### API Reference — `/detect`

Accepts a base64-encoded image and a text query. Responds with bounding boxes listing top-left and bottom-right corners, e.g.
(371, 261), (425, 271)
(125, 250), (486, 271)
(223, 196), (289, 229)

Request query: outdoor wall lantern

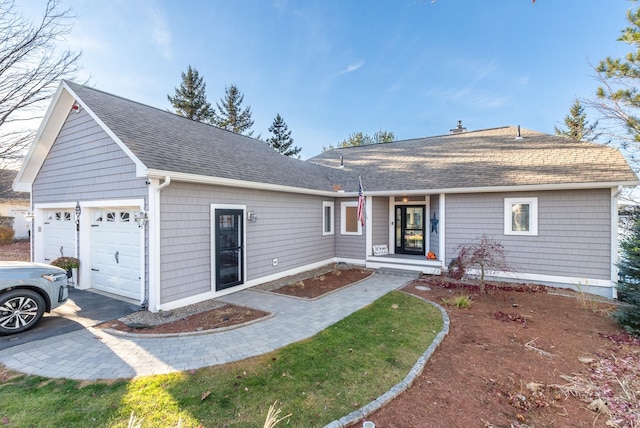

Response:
(247, 210), (257, 223)
(74, 201), (81, 231)
(134, 211), (149, 228)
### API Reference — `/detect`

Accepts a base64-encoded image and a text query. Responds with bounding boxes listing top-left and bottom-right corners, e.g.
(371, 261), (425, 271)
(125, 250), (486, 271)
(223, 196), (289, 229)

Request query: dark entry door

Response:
(215, 209), (244, 291)
(395, 205), (425, 255)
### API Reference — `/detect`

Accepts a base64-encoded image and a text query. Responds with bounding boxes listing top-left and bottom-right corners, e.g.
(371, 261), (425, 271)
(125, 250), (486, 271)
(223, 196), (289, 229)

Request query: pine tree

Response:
(555, 99), (600, 142)
(266, 114), (301, 157)
(615, 206), (640, 336)
(167, 66), (213, 122)
(212, 84), (254, 135)
(592, 3), (640, 143)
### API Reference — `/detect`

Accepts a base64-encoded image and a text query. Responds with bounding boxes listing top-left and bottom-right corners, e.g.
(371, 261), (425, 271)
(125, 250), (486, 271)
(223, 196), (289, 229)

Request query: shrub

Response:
(0, 226), (14, 244)
(454, 234), (508, 292)
(50, 256), (80, 271)
(615, 208), (640, 336)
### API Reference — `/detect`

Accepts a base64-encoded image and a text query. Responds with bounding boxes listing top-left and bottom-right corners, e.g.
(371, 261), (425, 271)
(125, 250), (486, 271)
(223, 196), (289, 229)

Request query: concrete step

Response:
(376, 267), (423, 279)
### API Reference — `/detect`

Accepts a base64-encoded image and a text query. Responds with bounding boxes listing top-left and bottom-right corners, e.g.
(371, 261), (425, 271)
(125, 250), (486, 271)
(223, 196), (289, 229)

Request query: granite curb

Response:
(324, 295), (450, 428)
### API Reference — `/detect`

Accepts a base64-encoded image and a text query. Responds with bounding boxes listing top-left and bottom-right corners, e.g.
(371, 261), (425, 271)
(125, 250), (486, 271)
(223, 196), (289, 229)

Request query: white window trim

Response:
(322, 201), (334, 236)
(341, 201), (362, 235)
(504, 197), (538, 236)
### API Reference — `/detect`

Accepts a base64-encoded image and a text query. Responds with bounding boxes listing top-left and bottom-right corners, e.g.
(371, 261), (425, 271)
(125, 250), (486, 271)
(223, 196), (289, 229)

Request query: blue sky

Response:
(21, 0), (633, 158)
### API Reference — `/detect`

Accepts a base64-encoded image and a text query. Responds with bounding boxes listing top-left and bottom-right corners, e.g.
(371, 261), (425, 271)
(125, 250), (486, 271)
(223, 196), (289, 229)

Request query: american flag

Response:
(357, 177), (365, 227)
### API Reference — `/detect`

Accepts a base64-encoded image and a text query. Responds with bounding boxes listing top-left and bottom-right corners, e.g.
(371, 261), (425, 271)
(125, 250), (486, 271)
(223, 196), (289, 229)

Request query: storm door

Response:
(214, 209), (244, 291)
(395, 205), (425, 255)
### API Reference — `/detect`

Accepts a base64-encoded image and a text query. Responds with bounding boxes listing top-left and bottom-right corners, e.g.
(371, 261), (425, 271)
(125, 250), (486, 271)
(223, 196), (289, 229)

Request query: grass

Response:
(0, 291), (442, 427)
(442, 295), (472, 309)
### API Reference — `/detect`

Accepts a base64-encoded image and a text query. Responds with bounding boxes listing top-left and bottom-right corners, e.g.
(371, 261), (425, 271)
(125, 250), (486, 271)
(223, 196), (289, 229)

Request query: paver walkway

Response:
(0, 273), (411, 380)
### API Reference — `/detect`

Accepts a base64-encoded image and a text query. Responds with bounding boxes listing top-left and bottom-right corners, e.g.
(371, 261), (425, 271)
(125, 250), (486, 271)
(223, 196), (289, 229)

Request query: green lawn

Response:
(0, 291), (443, 427)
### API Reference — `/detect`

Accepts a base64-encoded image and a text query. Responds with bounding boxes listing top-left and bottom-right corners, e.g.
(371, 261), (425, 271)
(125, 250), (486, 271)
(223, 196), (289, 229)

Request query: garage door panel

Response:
(43, 210), (75, 263)
(91, 209), (142, 300)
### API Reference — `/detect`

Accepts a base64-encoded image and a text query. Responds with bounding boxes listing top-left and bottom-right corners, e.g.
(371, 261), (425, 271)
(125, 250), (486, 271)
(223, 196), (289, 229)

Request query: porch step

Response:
(376, 267), (423, 279)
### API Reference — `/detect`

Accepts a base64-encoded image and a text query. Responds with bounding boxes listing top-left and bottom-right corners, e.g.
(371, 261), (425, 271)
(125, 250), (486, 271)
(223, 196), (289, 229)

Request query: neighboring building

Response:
(13, 81), (639, 310)
(0, 169), (30, 239)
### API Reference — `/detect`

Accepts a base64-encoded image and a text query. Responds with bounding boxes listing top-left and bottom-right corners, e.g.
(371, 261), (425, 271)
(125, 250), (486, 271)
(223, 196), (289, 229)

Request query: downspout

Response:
(611, 185), (623, 299)
(146, 176), (171, 312)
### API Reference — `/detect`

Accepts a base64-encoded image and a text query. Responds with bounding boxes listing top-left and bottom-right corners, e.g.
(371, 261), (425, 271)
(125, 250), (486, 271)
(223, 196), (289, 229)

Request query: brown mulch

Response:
(97, 303), (270, 335)
(267, 267), (373, 299)
(356, 276), (640, 428)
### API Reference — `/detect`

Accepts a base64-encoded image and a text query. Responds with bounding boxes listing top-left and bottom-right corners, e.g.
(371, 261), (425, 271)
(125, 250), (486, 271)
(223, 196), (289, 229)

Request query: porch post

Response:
(439, 193), (446, 268)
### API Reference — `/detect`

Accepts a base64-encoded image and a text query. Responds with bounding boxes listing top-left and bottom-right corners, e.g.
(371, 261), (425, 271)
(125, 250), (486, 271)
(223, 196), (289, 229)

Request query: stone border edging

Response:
(96, 313), (275, 338)
(324, 294), (451, 428)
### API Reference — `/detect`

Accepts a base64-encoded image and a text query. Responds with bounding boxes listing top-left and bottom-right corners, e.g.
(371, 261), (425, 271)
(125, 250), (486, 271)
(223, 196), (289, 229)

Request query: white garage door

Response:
(91, 209), (142, 300)
(42, 210), (76, 263)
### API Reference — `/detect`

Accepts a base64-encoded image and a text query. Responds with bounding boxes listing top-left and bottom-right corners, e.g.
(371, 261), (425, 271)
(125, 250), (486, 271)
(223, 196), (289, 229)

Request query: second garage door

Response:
(91, 209), (142, 300)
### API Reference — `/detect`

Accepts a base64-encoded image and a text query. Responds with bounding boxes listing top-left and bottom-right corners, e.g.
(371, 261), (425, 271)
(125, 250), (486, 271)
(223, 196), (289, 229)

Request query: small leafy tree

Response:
(322, 129), (395, 151)
(615, 208), (640, 336)
(452, 234), (508, 292)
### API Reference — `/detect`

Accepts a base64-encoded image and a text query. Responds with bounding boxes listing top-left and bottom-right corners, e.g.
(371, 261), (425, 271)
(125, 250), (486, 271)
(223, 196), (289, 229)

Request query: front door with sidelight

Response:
(214, 209), (244, 291)
(395, 205), (425, 255)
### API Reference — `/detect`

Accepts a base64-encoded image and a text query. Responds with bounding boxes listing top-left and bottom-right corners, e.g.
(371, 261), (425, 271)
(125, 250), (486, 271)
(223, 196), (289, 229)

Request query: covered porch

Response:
(364, 194), (445, 275)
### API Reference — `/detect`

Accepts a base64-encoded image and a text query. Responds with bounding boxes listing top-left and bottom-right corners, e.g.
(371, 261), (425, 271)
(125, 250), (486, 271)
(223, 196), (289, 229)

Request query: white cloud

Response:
(144, 4), (172, 60)
(339, 60), (364, 75)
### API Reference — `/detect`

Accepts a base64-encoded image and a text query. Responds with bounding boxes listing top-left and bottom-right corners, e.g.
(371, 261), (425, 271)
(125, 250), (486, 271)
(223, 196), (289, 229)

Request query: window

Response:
(504, 198), (538, 235)
(322, 201), (334, 235)
(341, 201), (362, 235)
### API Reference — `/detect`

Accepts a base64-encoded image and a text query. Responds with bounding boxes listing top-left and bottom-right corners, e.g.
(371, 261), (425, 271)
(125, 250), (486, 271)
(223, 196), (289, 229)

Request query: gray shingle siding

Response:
(159, 182), (335, 304)
(32, 108), (148, 202)
(334, 198), (366, 260)
(371, 197), (389, 251)
(445, 189), (612, 280)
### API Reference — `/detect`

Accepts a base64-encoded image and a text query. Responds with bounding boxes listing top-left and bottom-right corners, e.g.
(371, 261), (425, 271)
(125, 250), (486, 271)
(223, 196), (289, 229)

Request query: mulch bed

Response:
(268, 268), (373, 299)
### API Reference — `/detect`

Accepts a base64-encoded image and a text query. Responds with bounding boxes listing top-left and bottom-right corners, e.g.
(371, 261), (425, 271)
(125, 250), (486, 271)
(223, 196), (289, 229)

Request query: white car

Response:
(0, 261), (69, 335)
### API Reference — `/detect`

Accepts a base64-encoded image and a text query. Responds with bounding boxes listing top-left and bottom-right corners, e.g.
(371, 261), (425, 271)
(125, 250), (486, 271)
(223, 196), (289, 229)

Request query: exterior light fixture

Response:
(247, 210), (257, 223)
(134, 211), (149, 228)
(74, 201), (81, 231)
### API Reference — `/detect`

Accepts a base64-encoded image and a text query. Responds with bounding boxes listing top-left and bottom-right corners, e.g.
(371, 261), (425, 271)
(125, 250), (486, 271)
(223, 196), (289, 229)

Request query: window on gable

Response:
(504, 198), (538, 236)
(322, 201), (334, 236)
(341, 201), (362, 235)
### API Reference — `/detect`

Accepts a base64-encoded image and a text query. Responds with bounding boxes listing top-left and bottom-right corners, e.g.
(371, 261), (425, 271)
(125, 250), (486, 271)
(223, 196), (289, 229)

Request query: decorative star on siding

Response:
(431, 212), (439, 233)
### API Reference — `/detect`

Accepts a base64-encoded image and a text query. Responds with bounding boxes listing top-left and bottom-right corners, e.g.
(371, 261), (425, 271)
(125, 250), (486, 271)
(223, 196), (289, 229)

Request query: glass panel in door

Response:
(215, 209), (244, 290)
(395, 205), (425, 255)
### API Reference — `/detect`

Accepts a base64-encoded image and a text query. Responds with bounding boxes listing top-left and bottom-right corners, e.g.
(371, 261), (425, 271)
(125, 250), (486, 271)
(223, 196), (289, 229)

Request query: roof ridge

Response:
(63, 80), (258, 142)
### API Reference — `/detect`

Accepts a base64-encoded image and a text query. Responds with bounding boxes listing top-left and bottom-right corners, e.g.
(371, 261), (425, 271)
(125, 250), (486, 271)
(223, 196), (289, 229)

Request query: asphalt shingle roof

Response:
(308, 127), (638, 193)
(65, 81), (337, 192)
(65, 82), (637, 195)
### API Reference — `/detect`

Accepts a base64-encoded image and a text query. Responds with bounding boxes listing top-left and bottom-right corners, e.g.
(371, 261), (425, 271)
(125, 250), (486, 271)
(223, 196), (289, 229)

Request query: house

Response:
(13, 81), (638, 310)
(0, 169), (30, 239)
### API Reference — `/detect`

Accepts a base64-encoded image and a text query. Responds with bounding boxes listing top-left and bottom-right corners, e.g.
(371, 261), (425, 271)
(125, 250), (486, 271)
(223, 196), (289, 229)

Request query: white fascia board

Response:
(13, 82), (149, 191)
(144, 169), (339, 197)
(349, 181), (640, 197)
(62, 82), (148, 177)
(13, 84), (75, 192)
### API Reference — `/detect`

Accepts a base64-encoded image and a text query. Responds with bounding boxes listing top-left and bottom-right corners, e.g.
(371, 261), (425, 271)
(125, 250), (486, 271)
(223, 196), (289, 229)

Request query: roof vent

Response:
(339, 155), (344, 168)
(449, 120), (466, 134)
(515, 125), (523, 140)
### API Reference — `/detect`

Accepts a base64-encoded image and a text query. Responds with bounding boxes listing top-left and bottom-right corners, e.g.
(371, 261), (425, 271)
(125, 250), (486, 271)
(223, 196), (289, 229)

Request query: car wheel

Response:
(0, 289), (46, 335)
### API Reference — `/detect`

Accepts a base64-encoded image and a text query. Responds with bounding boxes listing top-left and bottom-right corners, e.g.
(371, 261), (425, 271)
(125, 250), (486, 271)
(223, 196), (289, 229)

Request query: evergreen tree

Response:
(555, 99), (600, 142)
(212, 84), (254, 135)
(615, 206), (640, 336)
(592, 2), (640, 144)
(322, 129), (395, 151)
(167, 65), (213, 121)
(266, 114), (301, 157)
